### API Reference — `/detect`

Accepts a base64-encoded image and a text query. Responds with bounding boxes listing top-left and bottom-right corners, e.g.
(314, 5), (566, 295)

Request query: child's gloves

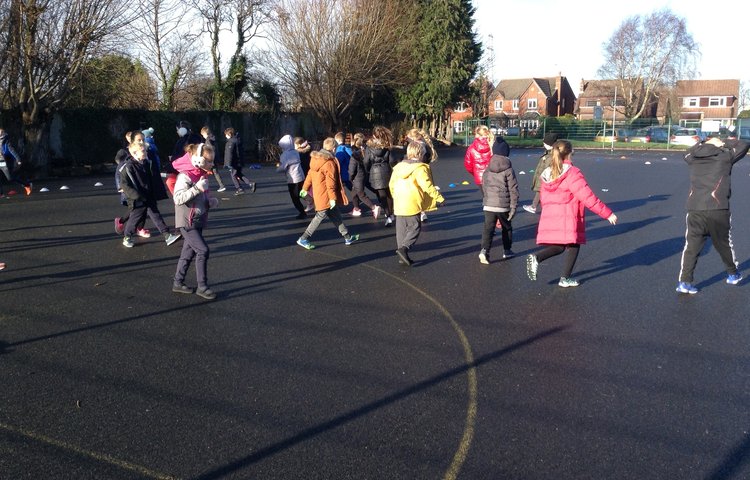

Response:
(209, 197), (220, 208)
(329, 199), (336, 209)
(508, 208), (515, 220)
(299, 189), (308, 198)
(195, 178), (208, 192)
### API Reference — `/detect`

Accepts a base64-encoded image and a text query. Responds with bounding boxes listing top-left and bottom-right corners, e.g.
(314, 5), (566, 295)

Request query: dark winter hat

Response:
(543, 132), (560, 147)
(492, 138), (510, 157)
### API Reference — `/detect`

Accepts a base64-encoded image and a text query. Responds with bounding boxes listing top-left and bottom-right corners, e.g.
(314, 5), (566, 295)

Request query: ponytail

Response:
(549, 140), (572, 180)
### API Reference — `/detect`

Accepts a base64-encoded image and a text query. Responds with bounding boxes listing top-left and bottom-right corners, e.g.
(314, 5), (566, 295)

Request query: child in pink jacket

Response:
(525, 139), (617, 287)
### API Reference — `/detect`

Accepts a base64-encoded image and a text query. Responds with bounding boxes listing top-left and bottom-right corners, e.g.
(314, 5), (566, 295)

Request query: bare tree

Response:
(597, 8), (699, 121)
(1, 0), (136, 169)
(136, 0), (203, 111)
(193, 0), (272, 109)
(269, 0), (413, 132)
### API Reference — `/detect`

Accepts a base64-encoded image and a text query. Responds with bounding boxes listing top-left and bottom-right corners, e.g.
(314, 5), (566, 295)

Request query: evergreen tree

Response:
(397, 0), (481, 136)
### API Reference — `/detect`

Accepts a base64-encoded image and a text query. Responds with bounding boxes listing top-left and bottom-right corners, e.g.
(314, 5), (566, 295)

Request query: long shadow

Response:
(576, 236), (685, 283)
(705, 430), (750, 479)
(193, 325), (568, 480)
(604, 194), (671, 214)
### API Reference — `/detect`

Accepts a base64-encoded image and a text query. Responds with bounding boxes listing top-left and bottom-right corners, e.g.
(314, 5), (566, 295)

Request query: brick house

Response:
(487, 76), (576, 131)
(449, 75), (576, 135)
(672, 79), (739, 128)
(576, 79), (658, 122)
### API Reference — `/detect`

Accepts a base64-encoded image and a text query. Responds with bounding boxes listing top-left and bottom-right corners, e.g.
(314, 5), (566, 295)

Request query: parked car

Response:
(647, 126), (671, 143)
(505, 126), (520, 136)
(628, 128), (651, 143)
(670, 128), (703, 146)
(737, 126), (750, 141)
(593, 128), (631, 142)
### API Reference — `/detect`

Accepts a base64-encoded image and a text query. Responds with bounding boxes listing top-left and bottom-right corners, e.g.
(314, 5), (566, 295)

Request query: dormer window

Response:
(527, 98), (537, 110)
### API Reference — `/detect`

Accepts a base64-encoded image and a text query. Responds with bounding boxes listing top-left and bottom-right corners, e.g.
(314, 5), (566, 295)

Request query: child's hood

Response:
(392, 159), (425, 179)
(488, 154), (512, 173)
(310, 149), (335, 171)
(472, 137), (491, 154)
(172, 151), (204, 182)
(278, 134), (294, 152)
(540, 162), (572, 190)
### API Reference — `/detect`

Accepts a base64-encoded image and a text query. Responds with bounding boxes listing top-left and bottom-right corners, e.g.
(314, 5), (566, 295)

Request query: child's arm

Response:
(173, 174), (203, 206)
(508, 169), (519, 213)
(414, 165), (444, 204)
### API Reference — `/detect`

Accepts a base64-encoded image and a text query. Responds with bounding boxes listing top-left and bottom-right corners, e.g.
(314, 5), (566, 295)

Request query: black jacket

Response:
(482, 155), (519, 212)
(363, 142), (391, 190)
(684, 139), (749, 210)
(224, 136), (243, 168)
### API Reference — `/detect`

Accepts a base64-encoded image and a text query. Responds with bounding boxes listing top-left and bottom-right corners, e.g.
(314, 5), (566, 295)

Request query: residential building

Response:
(576, 79), (658, 122)
(487, 76), (576, 131)
(673, 79), (739, 128)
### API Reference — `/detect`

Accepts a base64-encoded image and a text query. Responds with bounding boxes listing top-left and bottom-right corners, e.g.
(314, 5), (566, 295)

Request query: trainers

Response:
(305, 204), (315, 213)
(297, 237), (315, 250)
(727, 273), (743, 285)
(372, 205), (381, 219)
(503, 250), (515, 259)
(558, 277), (580, 288)
(114, 217), (124, 234)
(345, 234), (359, 246)
(420, 211), (428, 222)
(249, 182), (257, 193)
(217, 187), (227, 192)
(235, 189), (245, 196)
(195, 287), (216, 300)
(122, 236), (135, 248)
(522, 205), (537, 214)
(396, 247), (413, 266)
(24, 184), (32, 196)
(676, 282), (698, 294)
(165, 233), (181, 246)
(478, 249), (489, 265)
(136, 228), (151, 238)
(172, 284), (194, 294)
(351, 208), (362, 217)
(384, 215), (394, 227)
(526, 254), (538, 281)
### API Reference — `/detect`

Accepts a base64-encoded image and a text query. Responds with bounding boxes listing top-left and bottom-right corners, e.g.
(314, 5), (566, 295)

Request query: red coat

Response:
(464, 137), (492, 185)
(536, 162), (612, 245)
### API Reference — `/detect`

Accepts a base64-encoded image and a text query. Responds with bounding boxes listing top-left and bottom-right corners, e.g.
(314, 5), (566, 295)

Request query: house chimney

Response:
(557, 74), (562, 116)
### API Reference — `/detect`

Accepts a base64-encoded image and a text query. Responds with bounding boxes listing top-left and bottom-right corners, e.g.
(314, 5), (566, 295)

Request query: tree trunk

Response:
(21, 115), (52, 177)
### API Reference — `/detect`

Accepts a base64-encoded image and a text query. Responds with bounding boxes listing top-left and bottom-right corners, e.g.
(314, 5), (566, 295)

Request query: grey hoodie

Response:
(481, 155), (519, 213)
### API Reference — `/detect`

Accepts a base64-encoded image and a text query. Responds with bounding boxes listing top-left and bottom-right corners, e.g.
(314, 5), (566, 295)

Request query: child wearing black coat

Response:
(478, 150), (519, 264)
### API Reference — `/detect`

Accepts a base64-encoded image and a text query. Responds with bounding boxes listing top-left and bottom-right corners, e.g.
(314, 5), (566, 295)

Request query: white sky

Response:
(472, 0), (749, 88)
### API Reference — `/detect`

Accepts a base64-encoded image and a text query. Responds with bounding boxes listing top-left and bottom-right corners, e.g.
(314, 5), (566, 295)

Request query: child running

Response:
(171, 143), (221, 300)
(478, 146), (519, 264)
(389, 141), (444, 266)
(348, 133), (378, 217)
(277, 134), (308, 219)
(296, 138), (359, 250)
(526, 139), (617, 287)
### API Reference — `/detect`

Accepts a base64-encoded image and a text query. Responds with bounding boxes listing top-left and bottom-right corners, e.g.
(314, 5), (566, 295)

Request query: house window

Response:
(455, 102), (467, 112)
(585, 100), (599, 107)
(454, 121), (464, 133)
(494, 100), (502, 110)
(683, 97), (698, 107)
(512, 99), (519, 110)
(709, 97), (725, 107)
(527, 98), (537, 110)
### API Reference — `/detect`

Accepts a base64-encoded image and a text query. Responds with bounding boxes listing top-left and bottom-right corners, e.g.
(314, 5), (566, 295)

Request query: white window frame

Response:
(708, 97), (725, 107)
(683, 97), (699, 107)
(494, 100), (502, 110)
(527, 98), (537, 110)
(454, 120), (464, 133)
(455, 102), (467, 112)
(512, 99), (519, 110)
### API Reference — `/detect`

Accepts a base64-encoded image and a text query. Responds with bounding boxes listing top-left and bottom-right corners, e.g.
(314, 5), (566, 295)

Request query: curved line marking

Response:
(316, 251), (477, 480)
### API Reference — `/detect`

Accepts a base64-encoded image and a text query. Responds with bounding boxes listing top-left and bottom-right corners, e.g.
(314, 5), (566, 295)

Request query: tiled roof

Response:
(578, 79), (622, 97)
(676, 79), (739, 97)
(491, 77), (561, 100)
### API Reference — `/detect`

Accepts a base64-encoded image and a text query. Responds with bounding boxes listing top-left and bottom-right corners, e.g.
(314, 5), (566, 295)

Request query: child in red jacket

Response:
(525, 140), (617, 287)
(463, 125), (493, 195)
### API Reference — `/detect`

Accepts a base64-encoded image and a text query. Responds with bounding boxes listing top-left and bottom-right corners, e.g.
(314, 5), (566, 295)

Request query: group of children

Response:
(464, 126), (618, 287)
(275, 128), (444, 265)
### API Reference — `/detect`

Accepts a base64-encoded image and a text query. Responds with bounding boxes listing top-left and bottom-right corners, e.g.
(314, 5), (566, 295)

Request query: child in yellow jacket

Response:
(389, 141), (444, 266)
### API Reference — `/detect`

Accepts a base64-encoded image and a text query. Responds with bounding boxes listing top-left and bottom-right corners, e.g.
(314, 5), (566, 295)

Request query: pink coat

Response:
(464, 137), (492, 185)
(536, 162), (612, 245)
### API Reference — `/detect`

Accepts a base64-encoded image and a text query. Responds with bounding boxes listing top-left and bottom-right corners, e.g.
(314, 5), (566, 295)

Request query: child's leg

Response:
(123, 205), (148, 237)
(288, 182), (305, 214)
(351, 189), (361, 211)
(397, 214), (421, 250)
(174, 229), (197, 286)
(211, 166), (226, 189)
(301, 210), (327, 239)
(481, 211), (497, 252)
(326, 207), (351, 238)
(531, 192), (541, 209)
(497, 212), (513, 250)
(561, 244), (580, 278)
(230, 167), (242, 189)
(356, 189), (375, 210)
(184, 228), (209, 288)
(145, 205), (170, 234)
(535, 244), (566, 264)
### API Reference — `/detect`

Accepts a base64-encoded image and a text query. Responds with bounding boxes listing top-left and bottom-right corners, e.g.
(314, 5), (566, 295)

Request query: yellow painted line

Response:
(316, 252), (478, 480)
(0, 421), (179, 480)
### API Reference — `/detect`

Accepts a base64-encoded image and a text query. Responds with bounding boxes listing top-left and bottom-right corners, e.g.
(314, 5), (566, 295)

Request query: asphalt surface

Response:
(2, 146), (750, 479)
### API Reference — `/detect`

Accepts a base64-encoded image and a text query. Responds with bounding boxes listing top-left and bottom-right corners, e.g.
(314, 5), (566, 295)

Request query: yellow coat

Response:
(389, 160), (444, 216)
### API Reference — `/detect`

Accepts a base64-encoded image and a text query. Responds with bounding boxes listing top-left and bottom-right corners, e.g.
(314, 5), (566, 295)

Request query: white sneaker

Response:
(420, 211), (428, 221)
(351, 208), (362, 217)
(384, 215), (394, 227)
(522, 205), (537, 214)
(217, 187), (227, 192)
(372, 205), (381, 219)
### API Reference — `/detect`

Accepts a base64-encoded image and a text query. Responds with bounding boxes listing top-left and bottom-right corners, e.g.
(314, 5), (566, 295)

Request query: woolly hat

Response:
(543, 132), (560, 148)
(142, 127), (154, 138)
